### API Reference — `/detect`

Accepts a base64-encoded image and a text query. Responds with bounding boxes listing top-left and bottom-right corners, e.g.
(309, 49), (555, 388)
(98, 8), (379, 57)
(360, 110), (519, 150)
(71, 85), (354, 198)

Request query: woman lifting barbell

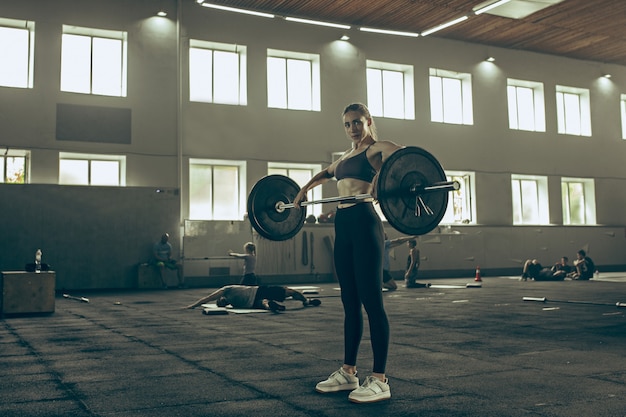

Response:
(293, 102), (404, 404)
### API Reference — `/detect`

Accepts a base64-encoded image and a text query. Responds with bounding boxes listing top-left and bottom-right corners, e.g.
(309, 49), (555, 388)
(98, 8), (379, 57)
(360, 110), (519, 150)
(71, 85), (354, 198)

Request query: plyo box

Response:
(1, 271), (56, 315)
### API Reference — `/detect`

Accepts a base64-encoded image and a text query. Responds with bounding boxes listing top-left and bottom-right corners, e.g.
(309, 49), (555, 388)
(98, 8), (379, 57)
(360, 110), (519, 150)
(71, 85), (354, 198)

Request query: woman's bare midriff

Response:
(337, 178), (374, 209)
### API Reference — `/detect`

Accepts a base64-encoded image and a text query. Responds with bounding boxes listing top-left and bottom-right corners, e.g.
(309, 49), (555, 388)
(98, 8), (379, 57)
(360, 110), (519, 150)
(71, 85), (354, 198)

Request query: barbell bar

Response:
(275, 180), (460, 212)
(247, 146), (458, 241)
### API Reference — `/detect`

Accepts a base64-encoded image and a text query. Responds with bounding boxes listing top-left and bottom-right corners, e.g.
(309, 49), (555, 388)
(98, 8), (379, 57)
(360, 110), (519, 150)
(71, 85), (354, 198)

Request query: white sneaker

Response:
(315, 368), (359, 393)
(348, 376), (391, 403)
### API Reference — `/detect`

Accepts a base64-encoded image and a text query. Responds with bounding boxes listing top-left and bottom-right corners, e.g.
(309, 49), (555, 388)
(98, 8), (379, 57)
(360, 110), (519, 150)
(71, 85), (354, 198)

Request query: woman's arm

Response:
(374, 140), (404, 164)
(184, 288), (224, 309)
(293, 168), (334, 207)
(369, 141), (404, 197)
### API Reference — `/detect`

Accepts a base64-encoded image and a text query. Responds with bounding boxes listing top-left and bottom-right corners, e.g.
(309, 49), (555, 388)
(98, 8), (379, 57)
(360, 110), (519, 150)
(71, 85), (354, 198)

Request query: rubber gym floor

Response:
(2, 274), (625, 417)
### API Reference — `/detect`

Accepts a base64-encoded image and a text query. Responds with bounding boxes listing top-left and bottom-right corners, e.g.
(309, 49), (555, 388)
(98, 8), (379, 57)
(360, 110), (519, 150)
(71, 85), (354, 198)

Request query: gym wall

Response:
(0, 0), (624, 289)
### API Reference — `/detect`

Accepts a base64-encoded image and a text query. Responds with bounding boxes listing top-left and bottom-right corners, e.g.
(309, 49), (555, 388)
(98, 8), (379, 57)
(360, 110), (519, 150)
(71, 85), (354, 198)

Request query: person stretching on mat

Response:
(183, 285), (321, 312)
(228, 242), (258, 285)
(293, 102), (403, 404)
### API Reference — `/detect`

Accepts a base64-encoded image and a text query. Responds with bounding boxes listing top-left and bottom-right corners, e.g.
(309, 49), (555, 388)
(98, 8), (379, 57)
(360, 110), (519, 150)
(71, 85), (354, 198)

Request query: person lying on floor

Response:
(184, 285), (321, 312)
(521, 257), (571, 281)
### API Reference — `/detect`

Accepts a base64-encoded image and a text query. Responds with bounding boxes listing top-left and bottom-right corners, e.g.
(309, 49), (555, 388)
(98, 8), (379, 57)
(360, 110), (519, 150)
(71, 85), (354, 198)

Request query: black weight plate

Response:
(247, 175), (306, 241)
(377, 146), (448, 236)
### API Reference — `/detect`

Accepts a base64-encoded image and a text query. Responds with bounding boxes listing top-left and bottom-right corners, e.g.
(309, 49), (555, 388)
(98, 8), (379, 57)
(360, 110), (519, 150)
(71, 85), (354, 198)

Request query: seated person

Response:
(404, 239), (430, 288)
(184, 285), (321, 312)
(153, 233), (184, 288)
(521, 259), (543, 281)
(570, 250), (595, 280)
(550, 256), (573, 280)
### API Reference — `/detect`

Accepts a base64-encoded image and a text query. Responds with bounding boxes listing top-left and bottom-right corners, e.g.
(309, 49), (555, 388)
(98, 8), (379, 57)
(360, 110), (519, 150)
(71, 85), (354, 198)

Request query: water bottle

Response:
(35, 249), (42, 273)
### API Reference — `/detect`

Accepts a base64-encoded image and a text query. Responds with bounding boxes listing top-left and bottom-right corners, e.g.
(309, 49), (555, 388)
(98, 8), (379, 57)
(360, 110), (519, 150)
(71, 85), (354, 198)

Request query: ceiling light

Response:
(421, 15), (469, 36)
(340, 34), (350, 41)
(603, 73), (612, 78)
(200, 3), (275, 18)
(285, 17), (350, 29)
(359, 27), (419, 38)
(474, 0), (512, 15)
(486, 56), (496, 62)
(157, 10), (167, 17)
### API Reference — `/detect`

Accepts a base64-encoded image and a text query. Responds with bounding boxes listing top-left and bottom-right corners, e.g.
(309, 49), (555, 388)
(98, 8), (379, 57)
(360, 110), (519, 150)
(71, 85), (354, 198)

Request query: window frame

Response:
(59, 152), (126, 186)
(555, 85), (591, 137)
(0, 17), (35, 89)
(0, 149), (30, 183)
(366, 60), (415, 120)
(60, 25), (128, 97)
(267, 162), (323, 218)
(511, 174), (550, 225)
(440, 171), (476, 225)
(189, 39), (247, 105)
(561, 177), (596, 225)
(507, 78), (546, 132)
(620, 94), (626, 140)
(266, 48), (321, 111)
(189, 159), (247, 221)
(429, 68), (473, 125)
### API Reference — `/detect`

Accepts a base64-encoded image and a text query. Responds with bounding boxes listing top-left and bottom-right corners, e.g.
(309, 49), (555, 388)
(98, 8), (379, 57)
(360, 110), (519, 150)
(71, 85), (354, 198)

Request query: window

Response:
(0, 149), (29, 183)
(61, 25), (127, 97)
(267, 49), (320, 111)
(189, 40), (247, 105)
(429, 68), (473, 125)
(561, 177), (596, 225)
(0, 18), (35, 89)
(267, 163), (323, 218)
(555, 85), (591, 136)
(620, 94), (626, 139)
(511, 175), (549, 225)
(366, 60), (415, 120)
(507, 79), (546, 132)
(59, 153), (125, 186)
(441, 172), (475, 224)
(189, 159), (246, 220)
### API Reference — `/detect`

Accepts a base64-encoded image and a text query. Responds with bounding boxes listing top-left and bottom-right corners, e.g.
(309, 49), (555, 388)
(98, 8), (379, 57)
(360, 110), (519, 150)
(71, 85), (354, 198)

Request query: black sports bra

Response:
(334, 146), (377, 183)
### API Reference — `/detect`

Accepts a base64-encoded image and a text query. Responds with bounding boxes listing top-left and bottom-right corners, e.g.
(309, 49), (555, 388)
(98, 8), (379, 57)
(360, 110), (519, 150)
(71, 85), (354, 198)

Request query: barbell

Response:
(247, 146), (460, 241)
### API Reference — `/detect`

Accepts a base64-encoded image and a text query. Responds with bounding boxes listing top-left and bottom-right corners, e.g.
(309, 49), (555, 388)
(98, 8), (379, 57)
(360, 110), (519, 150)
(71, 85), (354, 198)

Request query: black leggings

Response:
(334, 203), (389, 374)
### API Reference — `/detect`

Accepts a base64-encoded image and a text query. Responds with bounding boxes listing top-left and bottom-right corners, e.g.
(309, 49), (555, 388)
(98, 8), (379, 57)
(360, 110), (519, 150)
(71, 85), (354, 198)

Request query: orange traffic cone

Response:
(474, 266), (482, 282)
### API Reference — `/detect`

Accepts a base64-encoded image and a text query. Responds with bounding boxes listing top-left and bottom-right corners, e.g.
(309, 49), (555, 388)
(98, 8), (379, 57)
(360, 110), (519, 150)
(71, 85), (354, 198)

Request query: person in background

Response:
(383, 234), (418, 290)
(404, 239), (430, 288)
(571, 249), (595, 280)
(153, 233), (184, 288)
(520, 258), (543, 281)
(229, 242), (258, 285)
(183, 284), (320, 312)
(550, 256), (573, 280)
(520, 257), (571, 281)
(293, 102), (403, 404)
